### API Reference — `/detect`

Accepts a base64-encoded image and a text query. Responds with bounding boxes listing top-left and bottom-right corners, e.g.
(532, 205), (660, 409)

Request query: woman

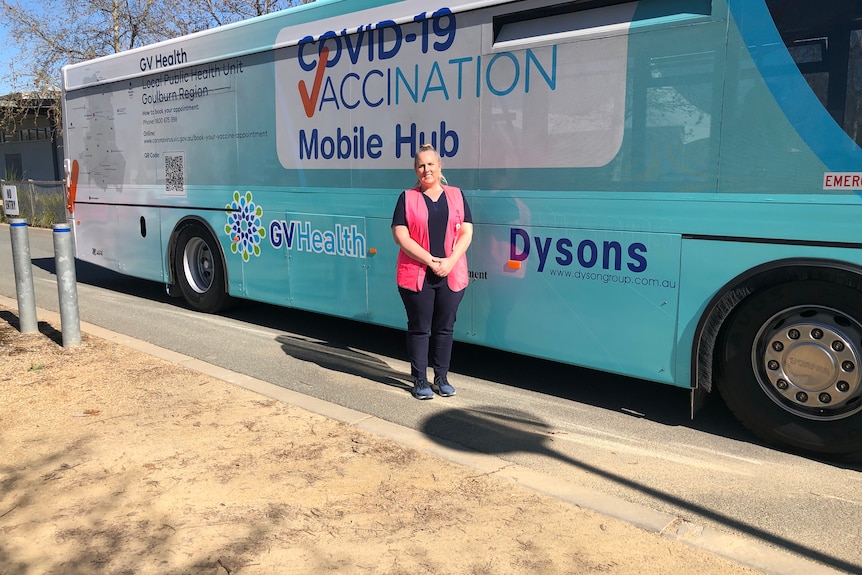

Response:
(392, 143), (473, 399)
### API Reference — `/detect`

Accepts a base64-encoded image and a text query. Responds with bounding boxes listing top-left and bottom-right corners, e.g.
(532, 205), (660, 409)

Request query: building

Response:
(0, 92), (63, 182)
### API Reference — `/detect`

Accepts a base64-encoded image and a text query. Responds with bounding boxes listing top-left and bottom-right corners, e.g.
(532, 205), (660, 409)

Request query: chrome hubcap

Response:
(182, 237), (213, 294)
(755, 306), (862, 420)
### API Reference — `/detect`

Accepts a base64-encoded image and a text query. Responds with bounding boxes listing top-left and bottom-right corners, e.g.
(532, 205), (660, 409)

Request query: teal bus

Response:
(61, 0), (862, 460)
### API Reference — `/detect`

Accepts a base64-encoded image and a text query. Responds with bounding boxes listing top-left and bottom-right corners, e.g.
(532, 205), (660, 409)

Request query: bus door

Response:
(280, 212), (369, 319)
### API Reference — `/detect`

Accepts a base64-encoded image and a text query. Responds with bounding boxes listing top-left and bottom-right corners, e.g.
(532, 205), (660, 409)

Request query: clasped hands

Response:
(430, 257), (454, 277)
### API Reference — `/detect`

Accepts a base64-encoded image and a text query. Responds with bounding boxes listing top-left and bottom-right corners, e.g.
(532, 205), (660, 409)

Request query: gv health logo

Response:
(225, 191), (266, 262)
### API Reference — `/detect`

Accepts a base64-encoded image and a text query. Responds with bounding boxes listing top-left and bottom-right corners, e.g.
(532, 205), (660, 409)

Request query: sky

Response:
(0, 0), (34, 95)
(0, 0), (53, 95)
(0, 24), (19, 94)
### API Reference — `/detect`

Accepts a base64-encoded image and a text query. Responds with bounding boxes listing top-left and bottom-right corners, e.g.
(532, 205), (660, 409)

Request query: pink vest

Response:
(396, 185), (469, 292)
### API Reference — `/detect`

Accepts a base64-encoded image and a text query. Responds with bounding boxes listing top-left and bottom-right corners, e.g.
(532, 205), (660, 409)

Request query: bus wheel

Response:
(174, 224), (230, 313)
(717, 279), (862, 461)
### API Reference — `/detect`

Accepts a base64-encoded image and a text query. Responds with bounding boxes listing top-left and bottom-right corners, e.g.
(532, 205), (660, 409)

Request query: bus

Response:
(61, 0), (862, 460)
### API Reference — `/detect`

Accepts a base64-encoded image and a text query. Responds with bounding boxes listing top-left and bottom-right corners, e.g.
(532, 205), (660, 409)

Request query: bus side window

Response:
(767, 0), (862, 147)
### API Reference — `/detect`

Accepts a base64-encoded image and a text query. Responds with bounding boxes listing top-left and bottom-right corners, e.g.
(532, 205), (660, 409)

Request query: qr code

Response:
(165, 152), (185, 196)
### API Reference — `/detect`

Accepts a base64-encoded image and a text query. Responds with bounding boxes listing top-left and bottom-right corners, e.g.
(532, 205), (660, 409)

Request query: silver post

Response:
(53, 223), (81, 347)
(28, 180), (36, 221)
(9, 218), (38, 333)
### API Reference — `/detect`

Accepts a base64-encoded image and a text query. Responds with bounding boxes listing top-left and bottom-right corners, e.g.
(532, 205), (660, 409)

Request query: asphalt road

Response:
(2, 223), (861, 575)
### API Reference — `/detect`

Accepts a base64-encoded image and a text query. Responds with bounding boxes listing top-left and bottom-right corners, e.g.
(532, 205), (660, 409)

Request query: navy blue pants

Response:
(399, 278), (465, 380)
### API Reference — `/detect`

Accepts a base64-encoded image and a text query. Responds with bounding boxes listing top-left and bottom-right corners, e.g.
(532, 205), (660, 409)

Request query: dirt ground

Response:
(0, 306), (765, 575)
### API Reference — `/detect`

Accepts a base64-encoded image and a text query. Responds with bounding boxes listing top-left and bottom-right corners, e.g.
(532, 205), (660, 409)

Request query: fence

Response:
(1, 179), (68, 228)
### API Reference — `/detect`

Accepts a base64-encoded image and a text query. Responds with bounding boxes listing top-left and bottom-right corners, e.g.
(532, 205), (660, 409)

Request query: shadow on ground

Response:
(421, 405), (862, 575)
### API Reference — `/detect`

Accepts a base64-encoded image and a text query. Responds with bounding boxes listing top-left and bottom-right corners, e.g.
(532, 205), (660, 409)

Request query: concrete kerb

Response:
(0, 294), (846, 575)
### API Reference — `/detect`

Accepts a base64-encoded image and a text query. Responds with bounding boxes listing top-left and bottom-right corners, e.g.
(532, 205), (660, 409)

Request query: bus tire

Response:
(174, 224), (231, 313)
(716, 278), (862, 461)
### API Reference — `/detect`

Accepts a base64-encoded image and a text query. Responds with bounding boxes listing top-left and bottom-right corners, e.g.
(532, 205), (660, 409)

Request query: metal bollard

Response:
(9, 218), (38, 333)
(53, 223), (81, 347)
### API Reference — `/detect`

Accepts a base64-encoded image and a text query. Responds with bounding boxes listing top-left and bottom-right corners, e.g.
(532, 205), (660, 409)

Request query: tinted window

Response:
(767, 0), (862, 146)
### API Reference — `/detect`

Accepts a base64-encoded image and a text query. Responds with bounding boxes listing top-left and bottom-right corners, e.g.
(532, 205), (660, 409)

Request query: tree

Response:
(0, 0), (310, 133)
(191, 0), (312, 28)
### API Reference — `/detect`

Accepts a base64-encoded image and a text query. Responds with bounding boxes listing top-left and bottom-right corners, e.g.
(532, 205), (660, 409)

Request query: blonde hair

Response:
(413, 143), (448, 188)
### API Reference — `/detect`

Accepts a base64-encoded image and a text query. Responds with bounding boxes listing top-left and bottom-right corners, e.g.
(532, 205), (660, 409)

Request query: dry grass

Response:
(0, 307), (763, 575)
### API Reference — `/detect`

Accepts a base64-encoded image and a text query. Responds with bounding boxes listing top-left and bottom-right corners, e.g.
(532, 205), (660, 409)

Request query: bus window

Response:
(621, 24), (722, 189)
(493, 0), (713, 47)
(766, 0), (862, 147)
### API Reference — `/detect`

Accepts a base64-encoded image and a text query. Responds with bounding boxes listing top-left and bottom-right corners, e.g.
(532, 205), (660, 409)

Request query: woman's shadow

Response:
(275, 333), (412, 393)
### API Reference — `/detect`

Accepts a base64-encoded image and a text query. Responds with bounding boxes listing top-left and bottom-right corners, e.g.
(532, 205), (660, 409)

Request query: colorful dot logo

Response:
(225, 191), (266, 262)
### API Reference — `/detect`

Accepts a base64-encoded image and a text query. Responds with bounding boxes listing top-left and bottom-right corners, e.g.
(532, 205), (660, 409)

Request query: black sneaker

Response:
(432, 376), (456, 397)
(412, 378), (434, 400)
